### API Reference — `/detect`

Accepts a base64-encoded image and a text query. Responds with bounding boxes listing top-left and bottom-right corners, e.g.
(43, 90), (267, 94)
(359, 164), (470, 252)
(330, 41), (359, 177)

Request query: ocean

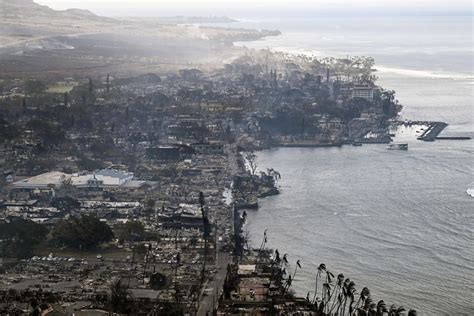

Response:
(233, 16), (473, 134)
(233, 15), (473, 315)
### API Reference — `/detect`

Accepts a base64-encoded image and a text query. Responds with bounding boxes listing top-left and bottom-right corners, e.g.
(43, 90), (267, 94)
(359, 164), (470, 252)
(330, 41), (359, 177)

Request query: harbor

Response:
(389, 120), (472, 144)
(245, 139), (474, 315)
(416, 121), (448, 141)
(276, 119), (465, 150)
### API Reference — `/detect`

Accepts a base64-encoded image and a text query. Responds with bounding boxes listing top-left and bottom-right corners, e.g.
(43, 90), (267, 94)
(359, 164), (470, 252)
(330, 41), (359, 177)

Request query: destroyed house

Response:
(146, 144), (194, 161)
(191, 141), (224, 155)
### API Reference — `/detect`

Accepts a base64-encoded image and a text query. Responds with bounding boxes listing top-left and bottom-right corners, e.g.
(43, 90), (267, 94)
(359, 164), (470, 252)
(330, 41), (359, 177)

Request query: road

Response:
(197, 250), (230, 316)
(197, 145), (237, 315)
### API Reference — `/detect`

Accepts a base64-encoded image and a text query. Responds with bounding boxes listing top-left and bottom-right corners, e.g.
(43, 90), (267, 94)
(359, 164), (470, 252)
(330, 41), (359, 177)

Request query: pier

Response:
(416, 122), (448, 141)
(279, 142), (343, 148)
(436, 136), (472, 140)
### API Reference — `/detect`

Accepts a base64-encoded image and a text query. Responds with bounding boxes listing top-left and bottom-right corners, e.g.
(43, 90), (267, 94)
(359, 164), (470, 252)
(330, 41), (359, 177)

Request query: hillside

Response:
(0, 0), (280, 78)
(0, 0), (109, 21)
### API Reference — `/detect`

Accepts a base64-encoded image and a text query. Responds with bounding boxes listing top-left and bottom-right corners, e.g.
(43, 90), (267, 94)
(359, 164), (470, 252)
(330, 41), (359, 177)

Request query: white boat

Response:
(387, 143), (408, 150)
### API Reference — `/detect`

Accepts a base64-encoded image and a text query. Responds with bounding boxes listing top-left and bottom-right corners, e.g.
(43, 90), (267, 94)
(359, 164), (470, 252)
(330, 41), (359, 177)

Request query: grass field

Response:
(46, 83), (78, 93)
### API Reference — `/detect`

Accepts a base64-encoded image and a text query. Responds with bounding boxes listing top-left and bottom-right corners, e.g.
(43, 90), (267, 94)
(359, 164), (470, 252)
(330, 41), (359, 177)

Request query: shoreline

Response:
(236, 139), (473, 314)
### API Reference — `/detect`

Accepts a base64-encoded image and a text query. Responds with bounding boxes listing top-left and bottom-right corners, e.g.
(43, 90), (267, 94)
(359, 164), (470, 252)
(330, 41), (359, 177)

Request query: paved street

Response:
(198, 145), (237, 315)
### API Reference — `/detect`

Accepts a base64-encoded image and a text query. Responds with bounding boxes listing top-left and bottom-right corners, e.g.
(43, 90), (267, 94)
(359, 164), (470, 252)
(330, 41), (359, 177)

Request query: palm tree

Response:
(351, 286), (370, 314)
(376, 300), (388, 316)
(321, 269), (334, 314)
(257, 229), (268, 263)
(270, 249), (281, 284)
(312, 263), (326, 304)
(266, 168), (281, 185)
(284, 275), (293, 295)
(274, 249), (281, 264)
(328, 273), (345, 314)
(293, 259), (302, 279)
(389, 304), (406, 316)
(341, 279), (356, 316)
(274, 253), (289, 286)
(333, 278), (352, 315)
(259, 229), (268, 251)
(284, 259), (302, 294)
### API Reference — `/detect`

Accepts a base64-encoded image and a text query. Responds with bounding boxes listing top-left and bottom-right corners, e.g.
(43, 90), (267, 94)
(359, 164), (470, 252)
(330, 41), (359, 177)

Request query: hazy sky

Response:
(34, 0), (473, 17)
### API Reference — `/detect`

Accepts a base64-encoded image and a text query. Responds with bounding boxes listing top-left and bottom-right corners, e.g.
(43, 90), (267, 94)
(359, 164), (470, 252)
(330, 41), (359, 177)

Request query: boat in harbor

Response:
(387, 143), (408, 150)
(352, 141), (362, 146)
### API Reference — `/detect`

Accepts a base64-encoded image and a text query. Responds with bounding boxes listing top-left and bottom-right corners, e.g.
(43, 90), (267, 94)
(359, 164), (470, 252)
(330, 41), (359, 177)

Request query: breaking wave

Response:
(467, 183), (474, 198)
(376, 66), (473, 80)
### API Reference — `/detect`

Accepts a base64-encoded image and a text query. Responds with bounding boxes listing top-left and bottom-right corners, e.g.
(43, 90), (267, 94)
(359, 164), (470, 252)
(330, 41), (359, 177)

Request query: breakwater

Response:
(416, 121), (448, 141)
(436, 136), (472, 140)
(279, 142), (343, 148)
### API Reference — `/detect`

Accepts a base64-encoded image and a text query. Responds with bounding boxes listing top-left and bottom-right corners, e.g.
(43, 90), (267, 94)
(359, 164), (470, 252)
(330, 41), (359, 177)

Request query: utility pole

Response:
(265, 50), (269, 74)
(214, 218), (218, 262)
(143, 243), (152, 284)
(127, 235), (136, 288)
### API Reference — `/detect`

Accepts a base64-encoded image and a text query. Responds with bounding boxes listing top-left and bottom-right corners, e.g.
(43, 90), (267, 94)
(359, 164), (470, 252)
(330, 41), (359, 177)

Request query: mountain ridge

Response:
(0, 0), (113, 21)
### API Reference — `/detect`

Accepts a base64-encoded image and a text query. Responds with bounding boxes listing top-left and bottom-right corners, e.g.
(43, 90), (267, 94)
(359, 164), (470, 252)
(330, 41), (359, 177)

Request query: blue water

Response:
(236, 16), (473, 315)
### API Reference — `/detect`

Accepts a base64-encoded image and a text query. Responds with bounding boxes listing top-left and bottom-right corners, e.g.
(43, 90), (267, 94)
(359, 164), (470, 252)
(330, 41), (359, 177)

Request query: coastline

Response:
(1, 7), (472, 314)
(231, 19), (473, 137)
(241, 140), (474, 315)
(226, 26), (472, 313)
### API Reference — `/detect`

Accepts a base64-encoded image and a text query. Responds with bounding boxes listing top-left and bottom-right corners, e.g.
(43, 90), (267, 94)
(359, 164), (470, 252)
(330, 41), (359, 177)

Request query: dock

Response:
(279, 142), (342, 148)
(436, 136), (471, 140)
(417, 122), (448, 141)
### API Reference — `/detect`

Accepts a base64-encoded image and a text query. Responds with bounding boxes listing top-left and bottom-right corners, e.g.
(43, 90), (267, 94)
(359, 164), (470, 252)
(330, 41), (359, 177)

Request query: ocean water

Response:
(233, 16), (473, 134)
(235, 16), (473, 315)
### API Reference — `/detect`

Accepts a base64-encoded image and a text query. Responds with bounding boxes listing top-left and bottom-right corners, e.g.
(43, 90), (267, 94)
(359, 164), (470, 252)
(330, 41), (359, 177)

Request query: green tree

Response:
(26, 119), (65, 147)
(0, 115), (20, 141)
(76, 156), (104, 171)
(52, 215), (113, 250)
(0, 219), (48, 258)
(24, 80), (46, 96)
(50, 196), (81, 211)
(115, 221), (145, 243)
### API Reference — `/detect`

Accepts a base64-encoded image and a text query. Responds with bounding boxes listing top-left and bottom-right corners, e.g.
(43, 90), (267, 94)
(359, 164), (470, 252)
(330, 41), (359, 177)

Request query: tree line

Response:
(0, 213), (148, 259)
